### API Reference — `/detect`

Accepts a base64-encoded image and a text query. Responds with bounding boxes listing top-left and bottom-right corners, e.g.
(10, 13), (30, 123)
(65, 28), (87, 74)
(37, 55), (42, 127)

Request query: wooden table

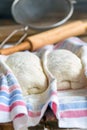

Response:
(0, 10), (87, 44)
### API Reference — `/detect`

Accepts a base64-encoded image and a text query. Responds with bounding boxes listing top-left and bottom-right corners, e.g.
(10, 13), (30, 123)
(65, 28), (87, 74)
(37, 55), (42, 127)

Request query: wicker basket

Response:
(0, 123), (14, 130)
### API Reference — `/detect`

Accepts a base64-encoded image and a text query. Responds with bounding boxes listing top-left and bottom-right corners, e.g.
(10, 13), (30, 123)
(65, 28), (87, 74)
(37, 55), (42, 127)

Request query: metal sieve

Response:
(11, 0), (75, 30)
(0, 0), (76, 48)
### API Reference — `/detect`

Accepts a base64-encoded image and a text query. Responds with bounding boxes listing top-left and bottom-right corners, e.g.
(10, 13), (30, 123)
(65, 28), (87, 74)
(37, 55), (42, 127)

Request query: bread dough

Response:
(6, 52), (48, 95)
(46, 49), (87, 90)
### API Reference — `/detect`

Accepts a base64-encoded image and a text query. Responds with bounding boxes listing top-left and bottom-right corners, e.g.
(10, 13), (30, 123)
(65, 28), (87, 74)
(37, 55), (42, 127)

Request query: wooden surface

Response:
(0, 11), (87, 44)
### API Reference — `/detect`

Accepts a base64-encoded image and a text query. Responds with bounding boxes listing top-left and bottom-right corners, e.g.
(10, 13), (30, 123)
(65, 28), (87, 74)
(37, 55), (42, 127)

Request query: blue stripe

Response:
(59, 96), (87, 103)
(0, 72), (18, 87)
(6, 73), (18, 86)
(26, 103), (45, 111)
(10, 90), (22, 98)
(0, 90), (22, 99)
(26, 104), (33, 110)
(0, 96), (9, 105)
(0, 77), (7, 86)
(0, 95), (24, 106)
(59, 101), (87, 111)
(48, 102), (52, 107)
(10, 95), (24, 105)
(0, 91), (10, 98)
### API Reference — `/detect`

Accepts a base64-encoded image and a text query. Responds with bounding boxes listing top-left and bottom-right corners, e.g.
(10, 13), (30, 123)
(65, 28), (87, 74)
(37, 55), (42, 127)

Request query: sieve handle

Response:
(0, 20), (87, 55)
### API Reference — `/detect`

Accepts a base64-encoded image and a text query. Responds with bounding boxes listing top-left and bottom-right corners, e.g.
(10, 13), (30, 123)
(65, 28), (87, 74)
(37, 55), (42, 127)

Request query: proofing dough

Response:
(6, 52), (48, 95)
(46, 49), (87, 90)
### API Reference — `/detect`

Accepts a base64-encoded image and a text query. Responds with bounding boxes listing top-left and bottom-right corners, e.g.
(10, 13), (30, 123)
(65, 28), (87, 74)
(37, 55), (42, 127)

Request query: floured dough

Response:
(6, 52), (48, 95)
(46, 49), (87, 90)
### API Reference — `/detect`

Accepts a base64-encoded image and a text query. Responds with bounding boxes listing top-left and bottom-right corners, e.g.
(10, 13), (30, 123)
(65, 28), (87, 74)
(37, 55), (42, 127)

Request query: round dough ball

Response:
(6, 52), (48, 95)
(46, 49), (87, 90)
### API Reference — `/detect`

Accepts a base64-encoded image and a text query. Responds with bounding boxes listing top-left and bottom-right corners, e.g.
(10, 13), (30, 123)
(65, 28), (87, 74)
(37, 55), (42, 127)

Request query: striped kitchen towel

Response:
(57, 93), (87, 129)
(0, 37), (87, 130)
(0, 56), (58, 130)
(41, 37), (87, 129)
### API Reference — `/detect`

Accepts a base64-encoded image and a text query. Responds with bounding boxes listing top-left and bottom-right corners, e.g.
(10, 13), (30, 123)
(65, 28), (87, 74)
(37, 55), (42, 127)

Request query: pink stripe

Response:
(0, 104), (10, 112)
(60, 110), (87, 118)
(0, 86), (9, 92)
(28, 111), (41, 117)
(9, 85), (21, 92)
(15, 111), (41, 119)
(0, 85), (21, 93)
(0, 101), (26, 112)
(51, 102), (57, 115)
(51, 91), (57, 96)
(14, 114), (25, 119)
(10, 101), (26, 111)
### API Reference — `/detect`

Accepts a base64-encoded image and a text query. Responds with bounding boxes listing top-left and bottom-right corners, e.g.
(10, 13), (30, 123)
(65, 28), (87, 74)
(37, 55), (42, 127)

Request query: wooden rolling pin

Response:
(0, 20), (87, 55)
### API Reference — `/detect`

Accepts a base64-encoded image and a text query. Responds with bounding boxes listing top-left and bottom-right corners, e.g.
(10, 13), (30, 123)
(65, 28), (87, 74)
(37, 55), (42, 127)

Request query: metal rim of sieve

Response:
(12, 0), (75, 30)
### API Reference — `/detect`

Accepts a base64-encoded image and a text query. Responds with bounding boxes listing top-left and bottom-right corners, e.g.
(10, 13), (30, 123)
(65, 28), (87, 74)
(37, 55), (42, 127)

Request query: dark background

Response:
(0, 0), (87, 18)
(0, 0), (87, 26)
